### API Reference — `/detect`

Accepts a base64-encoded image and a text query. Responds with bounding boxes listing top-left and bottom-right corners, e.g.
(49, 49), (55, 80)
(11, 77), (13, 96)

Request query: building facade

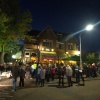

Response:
(23, 26), (79, 64)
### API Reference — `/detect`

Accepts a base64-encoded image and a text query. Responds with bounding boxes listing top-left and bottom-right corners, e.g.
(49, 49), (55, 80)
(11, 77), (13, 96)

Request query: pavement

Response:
(0, 75), (100, 100)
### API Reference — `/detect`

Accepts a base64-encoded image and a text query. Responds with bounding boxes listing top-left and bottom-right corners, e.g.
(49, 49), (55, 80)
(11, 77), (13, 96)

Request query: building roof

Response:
(27, 26), (77, 43)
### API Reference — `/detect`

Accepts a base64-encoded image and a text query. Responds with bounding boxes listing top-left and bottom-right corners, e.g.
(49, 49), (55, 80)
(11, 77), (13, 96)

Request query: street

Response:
(0, 76), (100, 100)
(0, 78), (14, 100)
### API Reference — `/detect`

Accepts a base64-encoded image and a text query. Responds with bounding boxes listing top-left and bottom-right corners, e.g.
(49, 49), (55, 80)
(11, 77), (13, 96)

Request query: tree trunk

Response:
(0, 45), (5, 64)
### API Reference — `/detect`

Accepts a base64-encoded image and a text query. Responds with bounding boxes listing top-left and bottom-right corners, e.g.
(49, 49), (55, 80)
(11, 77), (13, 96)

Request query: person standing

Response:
(40, 66), (46, 86)
(78, 68), (85, 85)
(35, 64), (41, 85)
(11, 62), (19, 91)
(75, 64), (79, 83)
(58, 64), (65, 86)
(67, 65), (73, 87)
(51, 65), (56, 81)
(46, 64), (51, 82)
(19, 65), (26, 88)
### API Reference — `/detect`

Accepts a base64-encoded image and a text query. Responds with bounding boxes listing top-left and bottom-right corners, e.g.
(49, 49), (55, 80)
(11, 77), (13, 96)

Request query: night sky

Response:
(21, 0), (100, 52)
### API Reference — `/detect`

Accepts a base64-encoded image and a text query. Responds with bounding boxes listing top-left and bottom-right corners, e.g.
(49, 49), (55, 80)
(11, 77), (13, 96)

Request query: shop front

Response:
(40, 51), (57, 64)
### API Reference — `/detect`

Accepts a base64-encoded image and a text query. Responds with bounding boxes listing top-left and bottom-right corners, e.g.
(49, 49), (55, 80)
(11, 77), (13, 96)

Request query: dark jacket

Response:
(58, 67), (65, 78)
(19, 68), (26, 78)
(11, 66), (19, 78)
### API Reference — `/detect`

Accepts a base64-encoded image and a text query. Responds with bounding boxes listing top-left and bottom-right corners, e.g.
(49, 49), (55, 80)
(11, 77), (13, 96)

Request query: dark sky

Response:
(21, 0), (100, 52)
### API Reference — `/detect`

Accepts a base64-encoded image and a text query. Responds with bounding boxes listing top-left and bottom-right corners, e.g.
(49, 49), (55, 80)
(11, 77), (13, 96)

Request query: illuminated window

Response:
(25, 52), (30, 57)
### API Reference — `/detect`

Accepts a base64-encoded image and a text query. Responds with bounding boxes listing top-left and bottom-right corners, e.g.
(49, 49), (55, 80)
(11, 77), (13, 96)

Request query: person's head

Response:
(38, 63), (41, 68)
(20, 65), (23, 69)
(67, 65), (70, 68)
(13, 62), (19, 67)
(60, 63), (64, 67)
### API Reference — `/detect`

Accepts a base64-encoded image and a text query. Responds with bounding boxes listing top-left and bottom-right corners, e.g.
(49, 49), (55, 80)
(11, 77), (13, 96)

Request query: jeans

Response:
(12, 78), (17, 90)
(36, 74), (41, 85)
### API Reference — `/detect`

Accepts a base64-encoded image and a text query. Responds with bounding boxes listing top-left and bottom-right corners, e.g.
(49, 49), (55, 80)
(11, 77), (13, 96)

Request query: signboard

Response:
(42, 55), (57, 60)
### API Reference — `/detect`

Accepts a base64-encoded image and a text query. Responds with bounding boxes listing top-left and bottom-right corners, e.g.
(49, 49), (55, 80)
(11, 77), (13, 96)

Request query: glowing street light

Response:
(12, 55), (16, 59)
(85, 24), (94, 31)
(79, 24), (93, 69)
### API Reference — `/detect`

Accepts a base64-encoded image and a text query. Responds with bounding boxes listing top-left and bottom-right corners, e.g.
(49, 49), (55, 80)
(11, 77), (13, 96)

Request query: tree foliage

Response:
(0, 0), (32, 63)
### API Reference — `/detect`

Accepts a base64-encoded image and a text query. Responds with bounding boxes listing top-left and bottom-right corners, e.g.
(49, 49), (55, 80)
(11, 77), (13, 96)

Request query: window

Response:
(57, 42), (64, 50)
(25, 53), (29, 55)
(70, 43), (73, 50)
(31, 53), (36, 57)
(42, 39), (53, 47)
(25, 52), (30, 57)
(29, 39), (38, 45)
(68, 43), (74, 50)
(73, 44), (76, 50)
(68, 43), (70, 50)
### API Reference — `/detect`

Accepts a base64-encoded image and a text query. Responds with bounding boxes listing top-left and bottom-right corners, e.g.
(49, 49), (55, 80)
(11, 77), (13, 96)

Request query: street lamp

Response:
(79, 24), (93, 69)
(85, 24), (94, 31)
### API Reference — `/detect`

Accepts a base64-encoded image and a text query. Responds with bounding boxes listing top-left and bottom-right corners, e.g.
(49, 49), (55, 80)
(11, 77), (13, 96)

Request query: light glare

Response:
(85, 24), (93, 31)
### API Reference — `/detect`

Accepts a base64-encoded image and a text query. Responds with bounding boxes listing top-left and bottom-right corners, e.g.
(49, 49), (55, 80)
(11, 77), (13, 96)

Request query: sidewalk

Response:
(12, 75), (100, 100)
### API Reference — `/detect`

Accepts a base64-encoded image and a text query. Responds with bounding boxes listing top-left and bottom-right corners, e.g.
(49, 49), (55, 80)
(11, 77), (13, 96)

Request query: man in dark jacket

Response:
(11, 62), (19, 91)
(58, 64), (65, 86)
(19, 65), (26, 88)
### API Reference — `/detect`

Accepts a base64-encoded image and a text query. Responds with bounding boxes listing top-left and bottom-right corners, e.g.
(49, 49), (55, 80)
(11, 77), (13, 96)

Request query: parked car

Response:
(1, 71), (12, 78)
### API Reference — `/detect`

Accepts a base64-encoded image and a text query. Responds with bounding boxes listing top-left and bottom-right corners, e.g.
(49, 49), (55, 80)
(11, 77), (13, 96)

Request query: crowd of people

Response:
(3, 61), (100, 91)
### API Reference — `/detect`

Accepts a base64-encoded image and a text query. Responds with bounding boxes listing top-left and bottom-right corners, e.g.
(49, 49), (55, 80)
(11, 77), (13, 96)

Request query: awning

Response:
(40, 51), (57, 60)
(40, 51), (56, 55)
(62, 55), (88, 61)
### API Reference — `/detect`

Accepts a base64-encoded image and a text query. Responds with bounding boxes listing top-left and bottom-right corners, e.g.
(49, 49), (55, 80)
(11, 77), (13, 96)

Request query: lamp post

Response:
(79, 33), (82, 69)
(79, 24), (93, 69)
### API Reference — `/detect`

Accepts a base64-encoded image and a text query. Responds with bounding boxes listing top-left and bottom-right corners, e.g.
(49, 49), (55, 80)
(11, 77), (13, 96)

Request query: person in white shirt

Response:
(66, 65), (73, 87)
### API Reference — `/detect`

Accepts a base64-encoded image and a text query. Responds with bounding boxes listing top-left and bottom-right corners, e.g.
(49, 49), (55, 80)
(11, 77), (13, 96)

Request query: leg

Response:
(41, 79), (43, 86)
(43, 79), (44, 86)
(62, 77), (64, 86)
(22, 78), (24, 87)
(59, 77), (61, 86)
(67, 76), (70, 86)
(19, 77), (21, 87)
(47, 74), (50, 82)
(70, 77), (73, 86)
(12, 78), (17, 91)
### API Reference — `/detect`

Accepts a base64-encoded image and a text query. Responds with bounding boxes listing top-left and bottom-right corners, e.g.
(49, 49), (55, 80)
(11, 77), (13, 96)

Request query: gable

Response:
(38, 26), (57, 40)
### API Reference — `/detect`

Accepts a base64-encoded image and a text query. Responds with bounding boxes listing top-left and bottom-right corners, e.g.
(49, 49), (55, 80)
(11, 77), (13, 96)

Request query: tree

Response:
(86, 52), (97, 64)
(0, 0), (32, 64)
